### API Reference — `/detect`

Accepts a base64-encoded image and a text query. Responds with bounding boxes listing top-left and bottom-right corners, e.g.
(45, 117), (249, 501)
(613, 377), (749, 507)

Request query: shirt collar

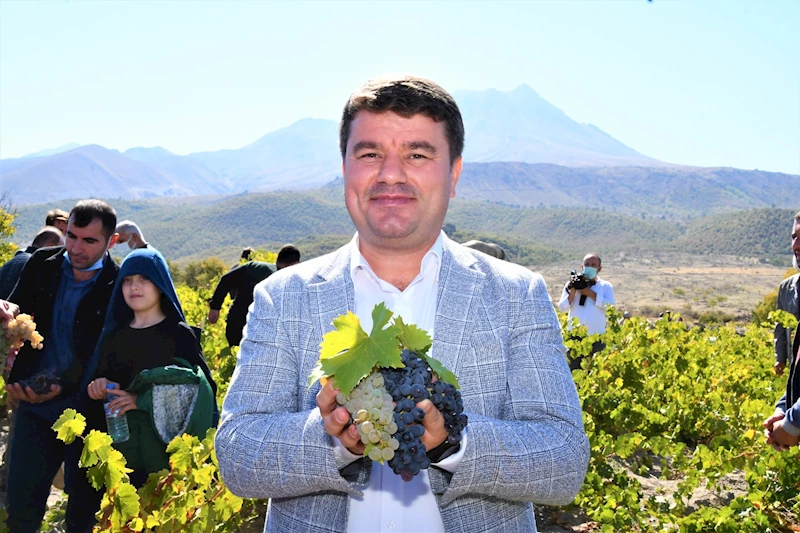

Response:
(62, 250), (106, 272)
(349, 231), (445, 285)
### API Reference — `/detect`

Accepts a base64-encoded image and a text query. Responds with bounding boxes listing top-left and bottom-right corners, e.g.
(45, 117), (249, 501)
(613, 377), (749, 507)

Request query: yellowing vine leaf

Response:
(311, 303), (403, 395)
(52, 409), (86, 444)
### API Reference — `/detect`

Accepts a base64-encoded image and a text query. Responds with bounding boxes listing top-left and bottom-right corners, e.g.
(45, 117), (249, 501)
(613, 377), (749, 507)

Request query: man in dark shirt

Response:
(0, 226), (64, 299)
(207, 244), (300, 346)
(2, 200), (120, 533)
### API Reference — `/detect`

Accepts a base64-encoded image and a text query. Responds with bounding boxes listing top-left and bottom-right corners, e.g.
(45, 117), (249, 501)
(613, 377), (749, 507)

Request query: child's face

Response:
(121, 274), (162, 314)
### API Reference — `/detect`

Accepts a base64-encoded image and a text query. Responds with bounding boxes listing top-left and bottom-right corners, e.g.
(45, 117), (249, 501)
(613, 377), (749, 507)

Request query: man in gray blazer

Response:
(216, 74), (589, 533)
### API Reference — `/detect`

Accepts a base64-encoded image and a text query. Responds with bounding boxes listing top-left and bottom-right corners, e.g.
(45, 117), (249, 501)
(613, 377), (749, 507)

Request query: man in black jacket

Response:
(207, 244), (300, 347)
(3, 199), (119, 533)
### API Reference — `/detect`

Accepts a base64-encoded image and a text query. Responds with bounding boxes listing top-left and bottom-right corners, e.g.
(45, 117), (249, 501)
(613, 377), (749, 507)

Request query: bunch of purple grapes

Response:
(380, 350), (468, 481)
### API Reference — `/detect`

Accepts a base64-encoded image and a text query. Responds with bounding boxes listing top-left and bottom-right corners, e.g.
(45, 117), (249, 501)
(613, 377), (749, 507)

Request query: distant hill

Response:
(1, 145), (222, 204)
(456, 163), (800, 216)
(455, 85), (658, 166)
(8, 192), (796, 267)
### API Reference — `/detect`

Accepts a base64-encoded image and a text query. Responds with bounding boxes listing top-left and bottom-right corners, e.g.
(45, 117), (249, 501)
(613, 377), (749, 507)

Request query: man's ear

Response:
(107, 232), (120, 250)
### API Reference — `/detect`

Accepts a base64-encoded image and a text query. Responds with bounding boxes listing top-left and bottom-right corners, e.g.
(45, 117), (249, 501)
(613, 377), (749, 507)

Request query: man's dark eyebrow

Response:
(406, 141), (437, 154)
(352, 141), (381, 153)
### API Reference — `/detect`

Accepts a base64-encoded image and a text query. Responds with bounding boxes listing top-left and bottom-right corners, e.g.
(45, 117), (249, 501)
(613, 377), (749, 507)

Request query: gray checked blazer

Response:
(216, 236), (589, 533)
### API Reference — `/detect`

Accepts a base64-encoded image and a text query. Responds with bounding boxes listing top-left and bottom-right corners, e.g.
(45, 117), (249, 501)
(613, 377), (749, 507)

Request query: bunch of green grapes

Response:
(336, 370), (400, 462)
(2, 313), (44, 370)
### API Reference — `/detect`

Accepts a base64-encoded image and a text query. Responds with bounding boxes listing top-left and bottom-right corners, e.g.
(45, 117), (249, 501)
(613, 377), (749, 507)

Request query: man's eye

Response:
(410, 154), (427, 160)
(361, 153), (379, 159)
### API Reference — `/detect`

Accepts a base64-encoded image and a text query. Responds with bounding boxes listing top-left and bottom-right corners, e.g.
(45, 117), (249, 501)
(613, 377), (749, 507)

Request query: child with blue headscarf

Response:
(85, 248), (217, 486)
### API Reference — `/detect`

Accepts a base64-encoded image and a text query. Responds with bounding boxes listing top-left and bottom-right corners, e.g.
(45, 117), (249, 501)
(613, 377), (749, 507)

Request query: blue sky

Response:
(1, 0), (798, 174)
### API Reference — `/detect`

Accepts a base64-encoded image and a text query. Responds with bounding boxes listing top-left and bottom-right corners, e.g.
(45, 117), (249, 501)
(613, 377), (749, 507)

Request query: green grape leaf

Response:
(419, 352), (460, 389)
(105, 448), (132, 488)
(52, 409), (86, 444)
(146, 511), (162, 529)
(395, 316), (432, 355)
(87, 464), (106, 490)
(167, 434), (195, 472)
(111, 482), (140, 525)
(129, 517), (144, 532)
(311, 303), (403, 395)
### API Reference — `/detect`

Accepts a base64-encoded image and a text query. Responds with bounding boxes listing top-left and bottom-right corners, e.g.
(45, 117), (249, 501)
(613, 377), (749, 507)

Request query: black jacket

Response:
(8, 246), (119, 395)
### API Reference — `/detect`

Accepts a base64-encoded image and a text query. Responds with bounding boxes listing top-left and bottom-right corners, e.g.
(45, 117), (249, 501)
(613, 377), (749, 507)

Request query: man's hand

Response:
(105, 388), (138, 415)
(317, 380), (364, 455)
(0, 299), (19, 321)
(418, 399), (448, 451)
(208, 309), (220, 324)
(5, 381), (62, 406)
(773, 361), (786, 376)
(763, 412), (797, 450)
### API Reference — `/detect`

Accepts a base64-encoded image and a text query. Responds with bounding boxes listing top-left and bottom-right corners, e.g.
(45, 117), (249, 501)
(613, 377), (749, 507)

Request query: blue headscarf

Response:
(83, 247), (184, 388)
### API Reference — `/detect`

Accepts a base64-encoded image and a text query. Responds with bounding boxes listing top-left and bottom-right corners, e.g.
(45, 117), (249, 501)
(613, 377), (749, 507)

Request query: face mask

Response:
(583, 266), (598, 280)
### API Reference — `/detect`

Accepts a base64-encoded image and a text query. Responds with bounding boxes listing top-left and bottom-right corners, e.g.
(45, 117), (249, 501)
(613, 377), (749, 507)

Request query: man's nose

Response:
(377, 152), (407, 185)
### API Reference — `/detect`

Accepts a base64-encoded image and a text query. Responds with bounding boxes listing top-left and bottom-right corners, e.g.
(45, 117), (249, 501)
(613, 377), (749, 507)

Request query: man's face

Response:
(583, 255), (601, 278)
(53, 219), (68, 234)
(342, 111), (462, 253)
(792, 220), (799, 264)
(65, 217), (113, 270)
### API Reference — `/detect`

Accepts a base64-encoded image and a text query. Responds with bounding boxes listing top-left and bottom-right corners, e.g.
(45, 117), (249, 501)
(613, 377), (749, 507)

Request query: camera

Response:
(568, 270), (596, 291)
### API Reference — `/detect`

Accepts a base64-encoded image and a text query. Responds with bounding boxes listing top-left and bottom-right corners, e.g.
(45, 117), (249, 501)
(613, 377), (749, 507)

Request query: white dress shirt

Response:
(335, 232), (467, 533)
(557, 277), (615, 334)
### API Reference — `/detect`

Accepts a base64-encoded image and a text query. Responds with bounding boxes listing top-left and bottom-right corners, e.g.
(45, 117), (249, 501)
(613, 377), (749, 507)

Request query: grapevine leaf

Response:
(105, 448), (132, 488)
(52, 409), (86, 444)
(168, 434), (195, 472)
(111, 482), (140, 525)
(87, 464), (105, 490)
(313, 303), (403, 395)
(395, 316), (432, 355)
(129, 517), (144, 532)
(418, 352), (460, 389)
(146, 512), (161, 529)
(192, 464), (215, 486)
(319, 311), (365, 360)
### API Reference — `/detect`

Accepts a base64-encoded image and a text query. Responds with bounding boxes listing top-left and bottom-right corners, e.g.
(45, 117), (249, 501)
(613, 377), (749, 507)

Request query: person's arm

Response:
(215, 280), (364, 500)
(428, 273), (589, 507)
(208, 268), (238, 311)
(556, 283), (574, 312)
(591, 282), (615, 309)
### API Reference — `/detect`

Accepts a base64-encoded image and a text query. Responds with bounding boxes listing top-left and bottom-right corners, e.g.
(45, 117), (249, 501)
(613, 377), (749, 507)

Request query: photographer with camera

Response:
(557, 254), (615, 368)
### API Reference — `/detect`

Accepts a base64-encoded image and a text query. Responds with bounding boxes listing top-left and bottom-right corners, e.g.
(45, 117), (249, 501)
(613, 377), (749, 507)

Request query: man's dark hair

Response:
(276, 244), (301, 269)
(69, 200), (117, 239)
(339, 75), (465, 165)
(32, 226), (65, 249)
(241, 247), (255, 260)
(45, 208), (69, 226)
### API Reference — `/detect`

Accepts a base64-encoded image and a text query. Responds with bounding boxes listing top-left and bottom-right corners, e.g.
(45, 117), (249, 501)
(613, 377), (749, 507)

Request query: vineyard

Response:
(1, 272), (799, 532)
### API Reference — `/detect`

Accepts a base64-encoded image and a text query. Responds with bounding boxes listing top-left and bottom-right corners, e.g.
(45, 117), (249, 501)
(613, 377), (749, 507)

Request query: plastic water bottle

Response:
(104, 383), (130, 443)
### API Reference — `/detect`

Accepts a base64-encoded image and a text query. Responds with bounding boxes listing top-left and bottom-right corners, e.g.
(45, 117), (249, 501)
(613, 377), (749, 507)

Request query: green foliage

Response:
(677, 208), (797, 259)
(177, 257), (227, 292)
(0, 205), (18, 264)
(50, 412), (247, 532)
(563, 307), (800, 532)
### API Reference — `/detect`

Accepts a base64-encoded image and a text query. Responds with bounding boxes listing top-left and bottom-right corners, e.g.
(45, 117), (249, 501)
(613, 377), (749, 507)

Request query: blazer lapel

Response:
(432, 238), (485, 382)
(307, 246), (355, 346)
